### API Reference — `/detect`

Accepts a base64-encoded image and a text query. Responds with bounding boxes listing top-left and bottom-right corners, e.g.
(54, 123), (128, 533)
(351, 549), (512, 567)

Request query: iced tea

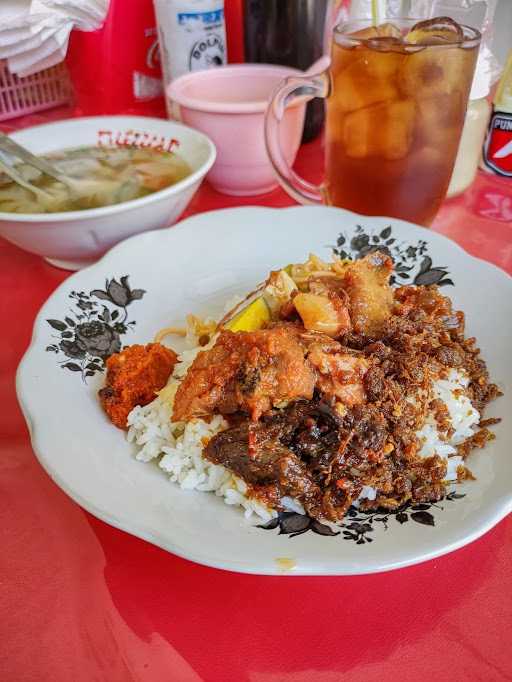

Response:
(325, 18), (480, 225)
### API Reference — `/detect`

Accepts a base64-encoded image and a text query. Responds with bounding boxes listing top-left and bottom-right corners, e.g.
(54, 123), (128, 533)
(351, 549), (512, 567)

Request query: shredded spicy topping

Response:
(100, 252), (501, 521)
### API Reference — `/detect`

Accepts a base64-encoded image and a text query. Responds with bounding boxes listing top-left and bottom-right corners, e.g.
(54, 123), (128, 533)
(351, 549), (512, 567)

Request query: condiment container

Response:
(447, 97), (492, 197)
(482, 50), (512, 179)
(447, 46), (493, 198)
(66, 0), (165, 116)
(153, 0), (227, 118)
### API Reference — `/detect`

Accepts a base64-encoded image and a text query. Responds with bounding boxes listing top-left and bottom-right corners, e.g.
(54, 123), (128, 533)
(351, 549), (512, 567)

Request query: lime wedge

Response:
(225, 297), (270, 333)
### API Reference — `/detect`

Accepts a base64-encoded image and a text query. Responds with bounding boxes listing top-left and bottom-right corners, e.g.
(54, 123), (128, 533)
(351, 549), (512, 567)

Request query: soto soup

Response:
(0, 146), (192, 214)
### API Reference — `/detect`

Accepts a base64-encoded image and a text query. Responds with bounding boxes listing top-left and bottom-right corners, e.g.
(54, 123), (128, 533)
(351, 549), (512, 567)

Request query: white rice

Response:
(416, 368), (480, 482)
(127, 351), (480, 521)
(127, 345), (277, 522)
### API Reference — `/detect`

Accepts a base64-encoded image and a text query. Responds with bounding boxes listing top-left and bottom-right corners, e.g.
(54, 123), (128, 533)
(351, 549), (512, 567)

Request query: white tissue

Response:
(0, 0), (109, 77)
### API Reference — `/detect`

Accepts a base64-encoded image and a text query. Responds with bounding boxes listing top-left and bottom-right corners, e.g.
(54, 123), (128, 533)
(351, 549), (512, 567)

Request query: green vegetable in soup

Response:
(0, 146), (192, 214)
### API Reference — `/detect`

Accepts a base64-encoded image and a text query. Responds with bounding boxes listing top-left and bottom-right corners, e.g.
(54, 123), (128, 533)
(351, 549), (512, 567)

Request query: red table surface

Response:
(1, 113), (512, 682)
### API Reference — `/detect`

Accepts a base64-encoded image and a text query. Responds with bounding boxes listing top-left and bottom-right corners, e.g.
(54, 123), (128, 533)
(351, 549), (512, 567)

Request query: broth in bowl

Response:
(0, 145), (192, 214)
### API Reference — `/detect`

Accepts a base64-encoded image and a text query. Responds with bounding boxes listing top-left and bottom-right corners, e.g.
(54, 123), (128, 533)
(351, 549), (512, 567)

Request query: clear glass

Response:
(265, 18), (481, 226)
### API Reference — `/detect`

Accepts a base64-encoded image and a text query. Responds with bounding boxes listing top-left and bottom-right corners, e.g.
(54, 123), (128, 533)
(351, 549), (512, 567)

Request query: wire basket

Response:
(0, 60), (73, 122)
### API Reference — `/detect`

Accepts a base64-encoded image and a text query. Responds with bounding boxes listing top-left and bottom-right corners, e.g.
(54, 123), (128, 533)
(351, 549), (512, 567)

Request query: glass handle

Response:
(265, 64), (331, 205)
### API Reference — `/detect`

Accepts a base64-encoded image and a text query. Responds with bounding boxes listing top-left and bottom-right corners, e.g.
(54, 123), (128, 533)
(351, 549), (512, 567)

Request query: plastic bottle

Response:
(447, 48), (493, 198)
(66, 0), (165, 116)
(153, 0), (227, 117)
(243, 0), (332, 143)
(482, 50), (512, 179)
(447, 97), (492, 198)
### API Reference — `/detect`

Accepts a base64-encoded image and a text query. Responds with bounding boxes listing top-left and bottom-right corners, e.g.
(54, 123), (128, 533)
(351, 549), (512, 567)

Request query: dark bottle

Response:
(243, 0), (331, 143)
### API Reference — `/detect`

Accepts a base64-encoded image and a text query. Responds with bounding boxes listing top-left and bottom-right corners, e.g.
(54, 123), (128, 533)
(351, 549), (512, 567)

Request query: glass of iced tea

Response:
(265, 17), (481, 226)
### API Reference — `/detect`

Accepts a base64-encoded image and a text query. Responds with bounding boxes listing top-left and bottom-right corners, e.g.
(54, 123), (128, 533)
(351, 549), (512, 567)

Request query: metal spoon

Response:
(0, 131), (103, 206)
(0, 155), (53, 201)
(0, 131), (75, 190)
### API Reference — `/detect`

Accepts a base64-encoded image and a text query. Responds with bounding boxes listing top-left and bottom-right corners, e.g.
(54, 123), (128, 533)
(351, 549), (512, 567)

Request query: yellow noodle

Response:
(153, 326), (187, 343)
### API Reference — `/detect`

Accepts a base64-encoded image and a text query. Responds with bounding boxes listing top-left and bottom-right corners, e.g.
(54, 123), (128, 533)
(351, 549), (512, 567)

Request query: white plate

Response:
(17, 206), (512, 575)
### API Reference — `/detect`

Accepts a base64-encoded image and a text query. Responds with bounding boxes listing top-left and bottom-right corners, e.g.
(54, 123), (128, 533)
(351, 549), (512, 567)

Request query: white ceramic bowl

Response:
(0, 115), (216, 270)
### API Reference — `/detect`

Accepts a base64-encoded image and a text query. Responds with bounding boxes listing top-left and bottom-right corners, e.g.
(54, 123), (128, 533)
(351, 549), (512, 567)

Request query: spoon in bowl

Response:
(0, 132), (100, 201)
(0, 132), (75, 186)
(0, 155), (54, 202)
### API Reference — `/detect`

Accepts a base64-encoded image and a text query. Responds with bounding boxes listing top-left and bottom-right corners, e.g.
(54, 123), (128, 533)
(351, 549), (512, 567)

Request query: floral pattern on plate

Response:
(258, 492), (466, 545)
(44, 222), (454, 383)
(333, 224), (454, 287)
(40, 220), (464, 546)
(20, 206), (511, 574)
(45, 276), (146, 382)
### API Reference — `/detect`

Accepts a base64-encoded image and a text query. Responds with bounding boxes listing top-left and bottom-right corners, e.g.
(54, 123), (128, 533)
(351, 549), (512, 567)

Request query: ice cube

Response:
(362, 46), (405, 77)
(325, 103), (345, 144)
(411, 146), (445, 171)
(330, 49), (402, 113)
(350, 26), (380, 40)
(417, 93), (464, 135)
(366, 37), (406, 54)
(330, 42), (358, 77)
(407, 94), (467, 171)
(414, 96), (465, 158)
(342, 99), (416, 160)
(397, 44), (467, 98)
(408, 146), (449, 184)
(406, 16), (464, 45)
(350, 23), (402, 41)
(376, 23), (402, 39)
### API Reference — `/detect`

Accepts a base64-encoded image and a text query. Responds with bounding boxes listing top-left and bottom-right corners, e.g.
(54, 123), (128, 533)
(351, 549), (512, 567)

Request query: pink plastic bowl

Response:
(167, 64), (307, 196)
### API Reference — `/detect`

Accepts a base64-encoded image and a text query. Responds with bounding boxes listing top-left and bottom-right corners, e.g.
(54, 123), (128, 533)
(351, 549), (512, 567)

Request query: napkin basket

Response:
(0, 61), (73, 122)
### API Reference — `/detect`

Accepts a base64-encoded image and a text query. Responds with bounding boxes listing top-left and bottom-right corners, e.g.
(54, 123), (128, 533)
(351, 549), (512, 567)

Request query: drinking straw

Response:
(371, 0), (386, 26)
(371, 0), (379, 25)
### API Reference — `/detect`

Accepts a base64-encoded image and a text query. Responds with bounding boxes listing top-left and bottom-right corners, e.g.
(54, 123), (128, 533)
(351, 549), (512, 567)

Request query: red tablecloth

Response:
(2, 117), (512, 681)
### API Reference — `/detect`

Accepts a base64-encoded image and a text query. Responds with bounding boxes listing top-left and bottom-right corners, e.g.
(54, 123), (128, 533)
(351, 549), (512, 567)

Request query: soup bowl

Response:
(0, 115), (216, 270)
